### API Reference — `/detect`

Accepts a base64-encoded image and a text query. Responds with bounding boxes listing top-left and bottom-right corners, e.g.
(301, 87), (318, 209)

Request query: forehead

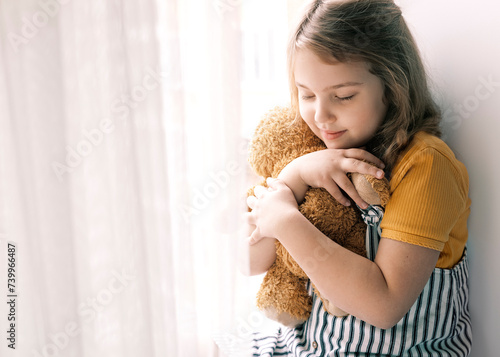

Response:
(293, 49), (371, 89)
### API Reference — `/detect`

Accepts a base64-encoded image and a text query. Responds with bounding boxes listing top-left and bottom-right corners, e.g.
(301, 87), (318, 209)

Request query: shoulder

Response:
(390, 132), (469, 196)
(381, 132), (471, 253)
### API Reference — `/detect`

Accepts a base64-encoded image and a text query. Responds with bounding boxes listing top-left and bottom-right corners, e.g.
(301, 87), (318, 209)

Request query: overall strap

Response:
(358, 205), (384, 261)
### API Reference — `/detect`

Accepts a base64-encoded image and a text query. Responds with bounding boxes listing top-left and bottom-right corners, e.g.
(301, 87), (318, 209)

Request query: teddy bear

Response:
(247, 106), (390, 328)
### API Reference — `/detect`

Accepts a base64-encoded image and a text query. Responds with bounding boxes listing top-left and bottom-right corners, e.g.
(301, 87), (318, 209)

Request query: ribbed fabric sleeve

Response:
(380, 132), (470, 268)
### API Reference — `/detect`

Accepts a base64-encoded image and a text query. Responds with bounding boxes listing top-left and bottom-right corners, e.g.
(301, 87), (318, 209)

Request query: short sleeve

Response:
(380, 147), (469, 251)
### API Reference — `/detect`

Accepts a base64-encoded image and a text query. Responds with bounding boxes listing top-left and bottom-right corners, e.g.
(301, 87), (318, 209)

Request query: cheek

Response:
(352, 97), (387, 126)
(340, 106), (368, 125)
(370, 97), (388, 126)
(299, 106), (319, 134)
(342, 107), (378, 135)
(299, 104), (314, 122)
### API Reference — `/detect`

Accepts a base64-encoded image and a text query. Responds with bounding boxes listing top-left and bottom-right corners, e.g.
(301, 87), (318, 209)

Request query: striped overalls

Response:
(252, 205), (472, 356)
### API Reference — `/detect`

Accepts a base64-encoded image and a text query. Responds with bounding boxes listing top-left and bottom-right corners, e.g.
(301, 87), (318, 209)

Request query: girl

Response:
(245, 0), (472, 356)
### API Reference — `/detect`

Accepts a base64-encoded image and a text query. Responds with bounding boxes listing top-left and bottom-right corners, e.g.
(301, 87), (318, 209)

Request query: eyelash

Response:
(339, 95), (355, 101)
(300, 95), (355, 101)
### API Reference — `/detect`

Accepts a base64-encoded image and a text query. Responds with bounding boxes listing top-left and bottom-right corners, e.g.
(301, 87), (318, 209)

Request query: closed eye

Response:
(301, 95), (315, 100)
(338, 94), (355, 101)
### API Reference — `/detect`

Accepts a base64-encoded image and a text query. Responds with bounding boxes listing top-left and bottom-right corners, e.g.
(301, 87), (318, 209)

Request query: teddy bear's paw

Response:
(261, 307), (307, 328)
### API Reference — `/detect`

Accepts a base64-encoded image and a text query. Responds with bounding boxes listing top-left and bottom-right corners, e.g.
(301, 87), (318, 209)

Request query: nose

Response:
(314, 99), (336, 125)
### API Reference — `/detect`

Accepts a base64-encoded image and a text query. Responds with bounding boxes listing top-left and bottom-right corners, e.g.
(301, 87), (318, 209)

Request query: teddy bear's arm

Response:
(351, 174), (382, 205)
(350, 172), (390, 206)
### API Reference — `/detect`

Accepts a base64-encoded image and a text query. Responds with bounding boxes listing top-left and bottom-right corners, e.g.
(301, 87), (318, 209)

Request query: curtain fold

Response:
(159, 1), (250, 355)
(0, 0), (255, 356)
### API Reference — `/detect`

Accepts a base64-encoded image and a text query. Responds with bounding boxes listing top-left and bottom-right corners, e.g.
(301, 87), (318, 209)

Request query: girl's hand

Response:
(294, 148), (385, 209)
(246, 178), (298, 245)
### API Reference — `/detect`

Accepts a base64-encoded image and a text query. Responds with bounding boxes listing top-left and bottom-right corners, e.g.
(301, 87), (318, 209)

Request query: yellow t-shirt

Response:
(380, 132), (471, 269)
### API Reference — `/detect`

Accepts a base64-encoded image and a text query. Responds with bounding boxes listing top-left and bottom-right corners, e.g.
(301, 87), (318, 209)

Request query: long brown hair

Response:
(287, 0), (441, 174)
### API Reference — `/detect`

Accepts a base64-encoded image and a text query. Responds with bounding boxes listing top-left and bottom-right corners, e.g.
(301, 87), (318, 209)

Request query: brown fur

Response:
(248, 106), (390, 327)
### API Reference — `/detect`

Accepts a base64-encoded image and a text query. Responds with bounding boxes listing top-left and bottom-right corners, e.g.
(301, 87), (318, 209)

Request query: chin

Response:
(321, 137), (349, 150)
(324, 142), (348, 150)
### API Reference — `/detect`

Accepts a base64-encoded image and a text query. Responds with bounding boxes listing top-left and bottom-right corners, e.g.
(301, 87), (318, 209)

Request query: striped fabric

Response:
(251, 205), (472, 356)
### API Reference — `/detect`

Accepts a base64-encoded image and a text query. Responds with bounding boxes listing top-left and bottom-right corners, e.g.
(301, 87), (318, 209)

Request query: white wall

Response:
(398, 1), (500, 356)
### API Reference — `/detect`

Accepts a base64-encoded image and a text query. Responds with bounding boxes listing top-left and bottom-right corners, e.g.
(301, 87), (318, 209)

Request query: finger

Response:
(344, 148), (384, 167)
(336, 176), (369, 209)
(323, 181), (351, 207)
(266, 177), (277, 188)
(245, 212), (256, 225)
(353, 160), (385, 179)
(341, 158), (384, 179)
(246, 221), (257, 236)
(267, 178), (288, 190)
(344, 148), (385, 169)
(246, 195), (257, 209)
(253, 185), (267, 198)
(248, 228), (264, 245)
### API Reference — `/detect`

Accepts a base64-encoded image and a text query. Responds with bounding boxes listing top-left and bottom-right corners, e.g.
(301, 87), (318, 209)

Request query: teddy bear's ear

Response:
(247, 106), (292, 177)
(248, 106), (325, 178)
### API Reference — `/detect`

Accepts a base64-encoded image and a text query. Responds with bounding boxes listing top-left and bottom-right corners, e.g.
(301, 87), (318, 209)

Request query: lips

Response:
(321, 129), (346, 140)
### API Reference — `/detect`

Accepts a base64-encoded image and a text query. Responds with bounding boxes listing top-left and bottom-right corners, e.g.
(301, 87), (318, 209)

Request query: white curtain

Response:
(0, 0), (281, 356)
(3, 0), (497, 355)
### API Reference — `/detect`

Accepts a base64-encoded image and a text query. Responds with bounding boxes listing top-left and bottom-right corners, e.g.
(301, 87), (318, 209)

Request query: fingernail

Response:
(376, 170), (384, 178)
(345, 201), (351, 206)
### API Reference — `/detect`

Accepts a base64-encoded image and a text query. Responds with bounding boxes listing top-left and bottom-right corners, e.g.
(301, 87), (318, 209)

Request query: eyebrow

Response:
(295, 81), (363, 91)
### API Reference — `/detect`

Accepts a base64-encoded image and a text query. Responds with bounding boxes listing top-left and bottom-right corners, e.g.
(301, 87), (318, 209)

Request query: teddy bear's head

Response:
(248, 106), (326, 178)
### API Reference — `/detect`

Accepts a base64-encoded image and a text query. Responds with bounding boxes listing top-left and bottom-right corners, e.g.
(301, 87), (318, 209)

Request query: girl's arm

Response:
(277, 148), (385, 208)
(243, 148), (385, 277)
(239, 212), (276, 276)
(248, 180), (439, 329)
(240, 236), (277, 276)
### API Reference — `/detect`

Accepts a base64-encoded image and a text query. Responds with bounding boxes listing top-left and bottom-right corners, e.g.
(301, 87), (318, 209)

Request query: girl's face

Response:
(294, 49), (388, 149)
